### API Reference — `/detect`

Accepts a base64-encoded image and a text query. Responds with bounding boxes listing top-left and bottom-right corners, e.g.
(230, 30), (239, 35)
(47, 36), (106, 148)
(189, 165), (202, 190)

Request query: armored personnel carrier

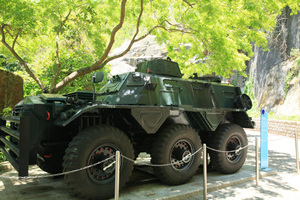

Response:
(0, 58), (253, 199)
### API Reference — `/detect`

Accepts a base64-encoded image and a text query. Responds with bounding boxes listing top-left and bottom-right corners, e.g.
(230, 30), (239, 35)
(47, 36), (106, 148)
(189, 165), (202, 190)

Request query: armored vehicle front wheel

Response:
(151, 125), (202, 185)
(63, 125), (134, 200)
(209, 123), (248, 174)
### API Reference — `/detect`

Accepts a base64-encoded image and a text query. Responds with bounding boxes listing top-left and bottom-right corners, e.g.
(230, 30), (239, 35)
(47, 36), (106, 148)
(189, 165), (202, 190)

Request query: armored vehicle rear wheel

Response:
(36, 153), (63, 174)
(151, 124), (202, 185)
(63, 125), (134, 200)
(209, 123), (248, 174)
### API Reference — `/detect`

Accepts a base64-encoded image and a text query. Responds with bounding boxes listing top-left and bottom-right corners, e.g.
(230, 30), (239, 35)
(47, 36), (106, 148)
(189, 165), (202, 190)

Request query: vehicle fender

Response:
(55, 105), (100, 127)
(131, 107), (170, 134)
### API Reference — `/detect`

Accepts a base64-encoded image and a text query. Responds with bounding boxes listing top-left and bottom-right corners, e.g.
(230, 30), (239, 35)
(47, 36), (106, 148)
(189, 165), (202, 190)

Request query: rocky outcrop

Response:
(287, 9), (300, 54)
(0, 70), (23, 114)
(247, 8), (300, 115)
(109, 36), (167, 76)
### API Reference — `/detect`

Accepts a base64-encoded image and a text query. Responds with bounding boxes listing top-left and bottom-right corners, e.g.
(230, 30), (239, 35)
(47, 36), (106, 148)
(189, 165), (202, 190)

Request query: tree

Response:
(1, 0), (299, 94)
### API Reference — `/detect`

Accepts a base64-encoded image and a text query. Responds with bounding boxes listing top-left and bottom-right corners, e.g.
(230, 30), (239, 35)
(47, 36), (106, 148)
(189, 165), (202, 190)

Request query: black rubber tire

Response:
(36, 153), (63, 174)
(151, 124), (202, 185)
(63, 125), (134, 200)
(209, 123), (248, 174)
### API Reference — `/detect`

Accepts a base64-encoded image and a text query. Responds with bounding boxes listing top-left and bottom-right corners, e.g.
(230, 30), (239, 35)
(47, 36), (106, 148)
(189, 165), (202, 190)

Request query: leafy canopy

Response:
(0, 0), (299, 94)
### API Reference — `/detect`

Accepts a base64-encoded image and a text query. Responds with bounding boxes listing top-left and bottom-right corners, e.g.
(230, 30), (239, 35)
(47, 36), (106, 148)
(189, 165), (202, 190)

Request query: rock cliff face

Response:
(247, 8), (300, 115)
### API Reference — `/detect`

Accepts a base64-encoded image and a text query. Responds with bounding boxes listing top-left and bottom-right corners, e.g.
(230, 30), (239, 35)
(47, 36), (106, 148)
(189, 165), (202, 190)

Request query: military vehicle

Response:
(0, 58), (254, 199)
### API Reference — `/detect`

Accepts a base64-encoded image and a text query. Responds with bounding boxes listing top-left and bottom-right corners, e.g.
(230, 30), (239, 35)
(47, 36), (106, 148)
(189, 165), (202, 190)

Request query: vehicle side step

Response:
(0, 116), (31, 177)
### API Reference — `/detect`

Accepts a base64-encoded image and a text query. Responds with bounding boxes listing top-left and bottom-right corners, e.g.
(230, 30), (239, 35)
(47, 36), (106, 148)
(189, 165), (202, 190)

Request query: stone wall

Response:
(0, 70), (23, 114)
(251, 118), (300, 138)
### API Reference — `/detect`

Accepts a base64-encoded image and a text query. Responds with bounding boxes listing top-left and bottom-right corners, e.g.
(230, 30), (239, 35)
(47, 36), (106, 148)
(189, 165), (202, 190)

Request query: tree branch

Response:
(134, 20), (191, 43)
(12, 29), (21, 49)
(89, 0), (127, 71)
(4, 26), (26, 50)
(52, 4), (193, 93)
(3, 25), (14, 38)
(1, 24), (7, 41)
(50, 10), (72, 92)
(53, 0), (127, 93)
(52, 0), (194, 93)
(102, 5), (192, 66)
(183, 0), (194, 8)
(0, 24), (45, 91)
(164, 20), (183, 28)
(103, 0), (144, 65)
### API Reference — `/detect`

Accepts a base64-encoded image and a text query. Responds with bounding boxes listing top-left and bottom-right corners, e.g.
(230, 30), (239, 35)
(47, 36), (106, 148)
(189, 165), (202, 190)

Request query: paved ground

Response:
(0, 130), (299, 200)
(187, 130), (300, 200)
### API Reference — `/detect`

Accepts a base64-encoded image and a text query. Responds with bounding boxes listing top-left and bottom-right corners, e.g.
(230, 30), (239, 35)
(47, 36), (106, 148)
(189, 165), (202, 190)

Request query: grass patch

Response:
(268, 114), (300, 121)
(0, 152), (6, 163)
(245, 76), (300, 122)
(248, 107), (300, 122)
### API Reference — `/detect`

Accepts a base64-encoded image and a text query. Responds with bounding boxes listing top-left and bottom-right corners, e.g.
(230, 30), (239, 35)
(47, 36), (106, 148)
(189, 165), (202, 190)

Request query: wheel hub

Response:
(173, 148), (192, 163)
(171, 140), (194, 171)
(87, 145), (118, 184)
(226, 136), (242, 163)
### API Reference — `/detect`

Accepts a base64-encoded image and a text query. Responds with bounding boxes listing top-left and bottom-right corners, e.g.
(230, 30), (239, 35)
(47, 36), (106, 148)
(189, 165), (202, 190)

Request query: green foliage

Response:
(268, 113), (300, 121)
(244, 76), (255, 101)
(0, 107), (12, 162)
(164, 0), (293, 78)
(0, 0), (36, 29)
(0, 152), (5, 163)
(0, 106), (12, 162)
(0, 53), (40, 96)
(244, 78), (300, 121)
(244, 76), (260, 118)
(0, 0), (299, 95)
(290, 48), (300, 68)
(290, 48), (300, 58)
(284, 48), (300, 99)
(284, 64), (300, 99)
(0, 54), (20, 72)
(244, 68), (300, 122)
(232, 71), (239, 87)
(2, 107), (12, 115)
(0, 136), (9, 162)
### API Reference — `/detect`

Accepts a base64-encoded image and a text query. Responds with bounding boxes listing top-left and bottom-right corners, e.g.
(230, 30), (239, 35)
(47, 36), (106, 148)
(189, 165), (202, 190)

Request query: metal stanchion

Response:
(115, 151), (120, 200)
(203, 144), (207, 200)
(256, 137), (259, 185)
(295, 132), (299, 175)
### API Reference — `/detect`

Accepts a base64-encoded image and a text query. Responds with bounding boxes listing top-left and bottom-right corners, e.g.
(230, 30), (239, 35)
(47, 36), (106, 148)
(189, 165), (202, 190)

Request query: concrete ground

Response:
(0, 130), (299, 200)
(187, 130), (300, 200)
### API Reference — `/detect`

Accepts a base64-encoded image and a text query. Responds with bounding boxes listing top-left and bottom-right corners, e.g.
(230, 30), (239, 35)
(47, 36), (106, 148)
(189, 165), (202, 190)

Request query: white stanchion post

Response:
(256, 137), (259, 185)
(115, 151), (120, 200)
(295, 132), (299, 175)
(203, 144), (207, 200)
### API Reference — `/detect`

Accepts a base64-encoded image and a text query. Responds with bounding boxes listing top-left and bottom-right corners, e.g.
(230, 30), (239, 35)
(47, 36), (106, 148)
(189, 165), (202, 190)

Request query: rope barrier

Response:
(122, 147), (203, 167)
(0, 122), (298, 200)
(0, 143), (250, 180)
(2, 130), (296, 181)
(0, 155), (115, 179)
(1, 135), (298, 200)
(206, 145), (249, 153)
